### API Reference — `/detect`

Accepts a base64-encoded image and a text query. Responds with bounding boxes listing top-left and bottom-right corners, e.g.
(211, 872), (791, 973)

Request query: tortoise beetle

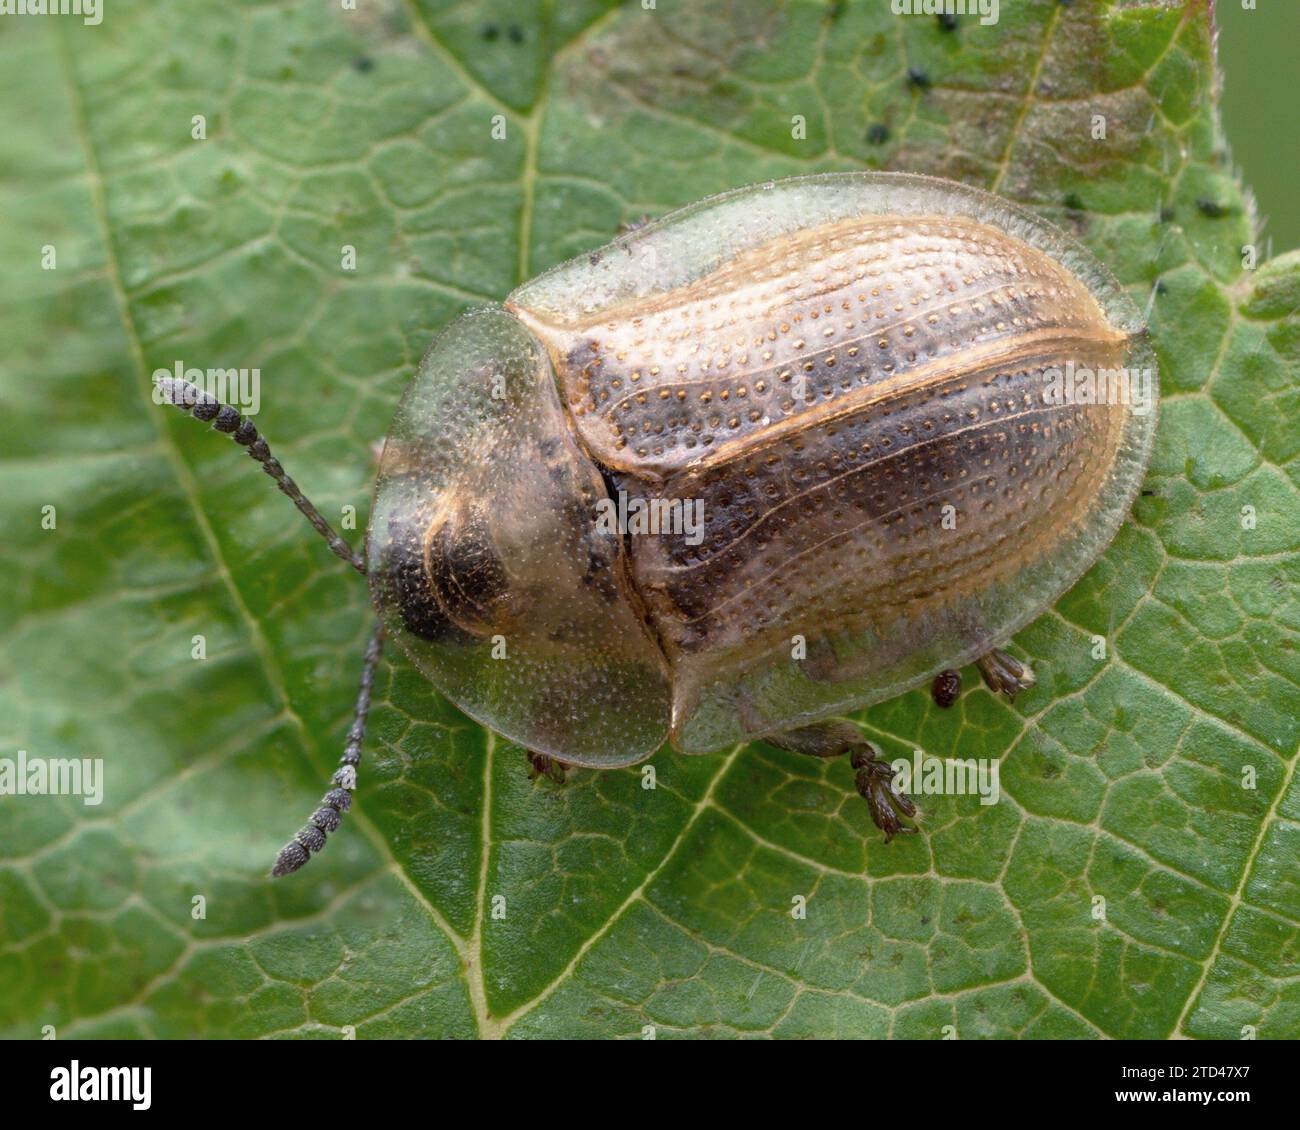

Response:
(156, 171), (1157, 874)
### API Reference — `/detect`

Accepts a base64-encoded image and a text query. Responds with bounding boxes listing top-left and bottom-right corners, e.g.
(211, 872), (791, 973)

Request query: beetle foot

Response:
(526, 749), (568, 785)
(931, 668), (961, 708)
(975, 649), (1036, 702)
(759, 721), (919, 841)
(850, 747), (917, 842)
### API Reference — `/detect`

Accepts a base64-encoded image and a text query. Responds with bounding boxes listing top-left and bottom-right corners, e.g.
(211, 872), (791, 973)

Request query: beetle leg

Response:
(851, 749), (918, 842)
(762, 720), (917, 841)
(526, 749), (569, 785)
(931, 668), (961, 708)
(975, 648), (1036, 701)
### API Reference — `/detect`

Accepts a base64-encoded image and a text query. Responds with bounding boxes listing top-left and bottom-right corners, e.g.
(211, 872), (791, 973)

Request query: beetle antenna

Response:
(154, 376), (366, 576)
(272, 621), (386, 877)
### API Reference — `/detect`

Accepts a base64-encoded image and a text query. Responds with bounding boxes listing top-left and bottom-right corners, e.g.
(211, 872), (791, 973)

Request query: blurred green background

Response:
(1218, 1), (1300, 251)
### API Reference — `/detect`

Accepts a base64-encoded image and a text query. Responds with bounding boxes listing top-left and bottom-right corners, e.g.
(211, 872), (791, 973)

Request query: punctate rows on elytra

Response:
(161, 172), (1156, 872)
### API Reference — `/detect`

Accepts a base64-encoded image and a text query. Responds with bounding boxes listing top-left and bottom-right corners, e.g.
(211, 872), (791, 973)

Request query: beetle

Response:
(156, 171), (1158, 875)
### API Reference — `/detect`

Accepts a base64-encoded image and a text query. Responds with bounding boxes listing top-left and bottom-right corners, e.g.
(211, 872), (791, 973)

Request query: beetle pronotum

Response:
(157, 172), (1157, 874)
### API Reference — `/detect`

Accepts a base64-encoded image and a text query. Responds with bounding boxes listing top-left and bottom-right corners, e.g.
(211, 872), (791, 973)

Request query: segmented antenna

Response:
(155, 375), (381, 876)
(154, 376), (366, 576)
(273, 621), (386, 877)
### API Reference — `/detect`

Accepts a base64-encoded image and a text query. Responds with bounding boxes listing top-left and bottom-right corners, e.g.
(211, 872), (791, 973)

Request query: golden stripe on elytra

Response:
(667, 324), (1128, 475)
(584, 273), (1091, 411)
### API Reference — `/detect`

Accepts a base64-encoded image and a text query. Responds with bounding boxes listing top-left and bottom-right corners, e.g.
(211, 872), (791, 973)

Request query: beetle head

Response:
(367, 306), (671, 768)
(372, 489), (510, 645)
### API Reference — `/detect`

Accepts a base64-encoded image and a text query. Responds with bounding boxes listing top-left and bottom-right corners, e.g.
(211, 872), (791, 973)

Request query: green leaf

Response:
(1, 0), (1296, 1040)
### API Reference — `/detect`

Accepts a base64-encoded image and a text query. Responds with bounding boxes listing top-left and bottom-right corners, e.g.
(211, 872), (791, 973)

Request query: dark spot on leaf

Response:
(1196, 198), (1230, 219)
(480, 23), (499, 41)
(867, 123), (891, 145)
(1159, 206), (1175, 223)
(353, 56), (374, 73)
(1063, 191), (1085, 212)
(508, 25), (525, 44)
(825, 0), (846, 22)
(907, 67), (931, 90)
(937, 13), (958, 32)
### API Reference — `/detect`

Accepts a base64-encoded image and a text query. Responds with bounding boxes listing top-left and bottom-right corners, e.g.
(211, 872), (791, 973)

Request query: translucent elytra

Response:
(372, 173), (1157, 762)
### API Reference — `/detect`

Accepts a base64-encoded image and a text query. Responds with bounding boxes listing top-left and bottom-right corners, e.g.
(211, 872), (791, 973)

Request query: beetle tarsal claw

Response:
(850, 747), (918, 842)
(975, 649), (1037, 702)
(526, 750), (569, 785)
